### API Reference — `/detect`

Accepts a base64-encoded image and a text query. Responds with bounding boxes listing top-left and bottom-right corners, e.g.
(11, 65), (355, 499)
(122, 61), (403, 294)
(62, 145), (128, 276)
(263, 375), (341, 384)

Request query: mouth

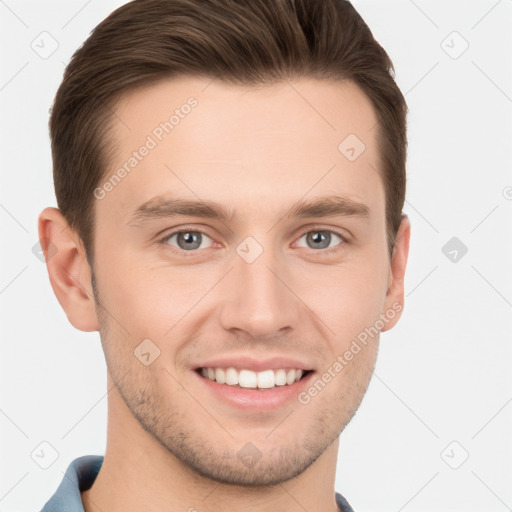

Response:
(195, 367), (313, 390)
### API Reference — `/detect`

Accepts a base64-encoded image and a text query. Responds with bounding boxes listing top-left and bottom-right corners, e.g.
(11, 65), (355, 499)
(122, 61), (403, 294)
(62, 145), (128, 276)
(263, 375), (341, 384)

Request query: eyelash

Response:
(158, 225), (349, 257)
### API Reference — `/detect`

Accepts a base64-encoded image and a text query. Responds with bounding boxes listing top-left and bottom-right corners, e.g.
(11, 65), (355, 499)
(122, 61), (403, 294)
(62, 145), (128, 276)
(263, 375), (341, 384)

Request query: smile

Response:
(198, 367), (311, 389)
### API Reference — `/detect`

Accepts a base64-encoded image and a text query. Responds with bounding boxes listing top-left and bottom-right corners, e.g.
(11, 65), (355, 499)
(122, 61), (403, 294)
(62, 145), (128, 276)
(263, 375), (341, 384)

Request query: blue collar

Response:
(40, 455), (103, 512)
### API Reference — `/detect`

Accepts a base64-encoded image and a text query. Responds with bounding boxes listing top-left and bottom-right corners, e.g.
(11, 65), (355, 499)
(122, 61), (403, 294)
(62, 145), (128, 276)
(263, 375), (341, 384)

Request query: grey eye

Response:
(165, 231), (213, 251)
(297, 230), (343, 250)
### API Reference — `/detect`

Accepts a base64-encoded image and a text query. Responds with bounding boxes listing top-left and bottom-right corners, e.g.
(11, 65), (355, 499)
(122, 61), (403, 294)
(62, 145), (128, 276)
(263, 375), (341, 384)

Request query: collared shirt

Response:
(40, 455), (355, 512)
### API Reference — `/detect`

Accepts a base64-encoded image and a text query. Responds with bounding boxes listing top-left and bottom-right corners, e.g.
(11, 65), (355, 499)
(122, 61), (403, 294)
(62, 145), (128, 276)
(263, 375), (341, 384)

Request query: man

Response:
(38, 0), (410, 510)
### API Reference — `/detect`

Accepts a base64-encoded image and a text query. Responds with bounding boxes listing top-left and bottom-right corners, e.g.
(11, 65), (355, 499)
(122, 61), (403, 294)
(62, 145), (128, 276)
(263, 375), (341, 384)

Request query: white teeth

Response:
(239, 369), (257, 388)
(200, 366), (307, 389)
(257, 369), (275, 389)
(215, 368), (226, 384)
(225, 367), (239, 386)
(275, 369), (287, 386)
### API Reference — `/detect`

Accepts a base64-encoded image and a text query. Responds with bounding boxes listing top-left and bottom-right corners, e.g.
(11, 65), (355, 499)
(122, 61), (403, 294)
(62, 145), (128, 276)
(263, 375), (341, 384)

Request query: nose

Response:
(218, 239), (301, 340)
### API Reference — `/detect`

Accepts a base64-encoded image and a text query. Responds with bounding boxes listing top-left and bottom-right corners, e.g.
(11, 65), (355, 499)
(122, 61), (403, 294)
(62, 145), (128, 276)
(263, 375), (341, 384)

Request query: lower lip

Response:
(194, 370), (314, 411)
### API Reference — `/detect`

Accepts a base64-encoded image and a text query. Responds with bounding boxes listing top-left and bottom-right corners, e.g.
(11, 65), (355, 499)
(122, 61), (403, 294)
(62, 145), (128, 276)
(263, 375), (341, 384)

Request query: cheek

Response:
(95, 253), (221, 349)
(93, 249), (179, 339)
(302, 254), (389, 341)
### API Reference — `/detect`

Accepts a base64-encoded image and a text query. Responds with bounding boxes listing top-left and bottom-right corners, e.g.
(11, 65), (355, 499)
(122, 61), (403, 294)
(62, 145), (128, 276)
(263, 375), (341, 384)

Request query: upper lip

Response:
(194, 355), (313, 372)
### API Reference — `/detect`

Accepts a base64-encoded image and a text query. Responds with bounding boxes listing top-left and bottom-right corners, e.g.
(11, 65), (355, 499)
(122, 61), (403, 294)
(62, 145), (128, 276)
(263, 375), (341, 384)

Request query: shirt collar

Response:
(40, 455), (103, 512)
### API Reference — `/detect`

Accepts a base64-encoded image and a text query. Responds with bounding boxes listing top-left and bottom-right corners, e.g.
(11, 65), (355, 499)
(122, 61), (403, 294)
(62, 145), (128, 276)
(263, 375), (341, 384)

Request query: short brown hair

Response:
(50, 0), (407, 265)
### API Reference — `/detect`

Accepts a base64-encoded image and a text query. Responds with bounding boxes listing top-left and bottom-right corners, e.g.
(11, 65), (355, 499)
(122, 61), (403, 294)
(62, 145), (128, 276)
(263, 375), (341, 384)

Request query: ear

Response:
(381, 214), (411, 332)
(37, 207), (99, 332)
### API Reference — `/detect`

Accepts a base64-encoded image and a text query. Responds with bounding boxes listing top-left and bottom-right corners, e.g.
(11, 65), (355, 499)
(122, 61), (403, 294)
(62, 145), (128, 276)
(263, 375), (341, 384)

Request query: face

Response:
(82, 76), (406, 485)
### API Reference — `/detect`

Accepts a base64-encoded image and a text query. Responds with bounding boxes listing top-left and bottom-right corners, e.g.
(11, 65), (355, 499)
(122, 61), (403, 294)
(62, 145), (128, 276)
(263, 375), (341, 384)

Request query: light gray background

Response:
(1, 0), (511, 511)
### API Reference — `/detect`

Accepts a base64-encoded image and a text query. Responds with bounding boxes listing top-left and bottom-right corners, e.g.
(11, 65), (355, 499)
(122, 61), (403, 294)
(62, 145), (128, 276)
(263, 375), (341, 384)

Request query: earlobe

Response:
(37, 207), (99, 332)
(381, 214), (411, 332)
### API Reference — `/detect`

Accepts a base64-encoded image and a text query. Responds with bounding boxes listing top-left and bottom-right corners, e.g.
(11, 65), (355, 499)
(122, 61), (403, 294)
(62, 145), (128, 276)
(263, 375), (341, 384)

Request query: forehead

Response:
(99, 75), (383, 223)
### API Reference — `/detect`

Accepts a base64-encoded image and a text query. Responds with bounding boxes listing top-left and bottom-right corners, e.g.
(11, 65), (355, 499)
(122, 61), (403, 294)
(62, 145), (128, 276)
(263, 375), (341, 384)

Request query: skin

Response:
(39, 76), (410, 512)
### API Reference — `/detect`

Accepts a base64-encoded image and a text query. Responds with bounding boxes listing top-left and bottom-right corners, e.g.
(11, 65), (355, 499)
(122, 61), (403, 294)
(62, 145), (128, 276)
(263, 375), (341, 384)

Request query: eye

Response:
(159, 226), (348, 257)
(295, 229), (345, 252)
(161, 230), (214, 253)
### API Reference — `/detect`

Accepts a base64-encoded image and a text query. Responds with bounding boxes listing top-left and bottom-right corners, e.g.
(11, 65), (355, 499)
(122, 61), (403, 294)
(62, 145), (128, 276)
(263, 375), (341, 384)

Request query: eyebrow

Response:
(127, 194), (370, 227)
